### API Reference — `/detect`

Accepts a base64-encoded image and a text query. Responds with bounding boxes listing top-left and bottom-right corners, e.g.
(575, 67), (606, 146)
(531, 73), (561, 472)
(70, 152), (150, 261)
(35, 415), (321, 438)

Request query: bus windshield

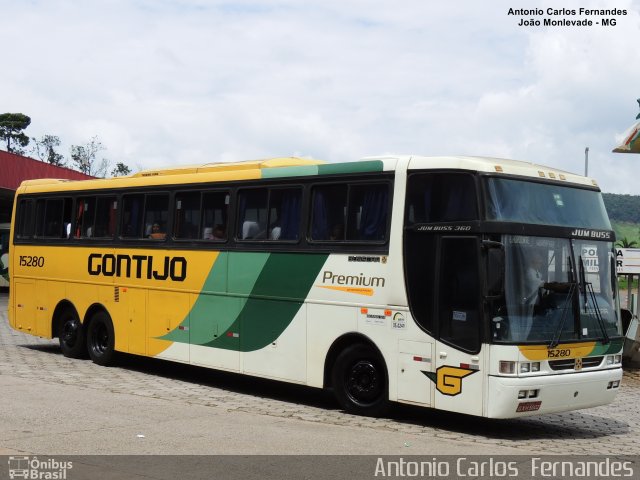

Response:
(490, 235), (621, 344)
(485, 177), (611, 229)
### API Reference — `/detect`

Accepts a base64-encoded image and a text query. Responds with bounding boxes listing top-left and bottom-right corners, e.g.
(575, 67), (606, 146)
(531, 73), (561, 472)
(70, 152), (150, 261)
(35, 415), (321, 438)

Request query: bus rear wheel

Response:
(58, 310), (86, 359)
(332, 344), (389, 417)
(87, 311), (116, 366)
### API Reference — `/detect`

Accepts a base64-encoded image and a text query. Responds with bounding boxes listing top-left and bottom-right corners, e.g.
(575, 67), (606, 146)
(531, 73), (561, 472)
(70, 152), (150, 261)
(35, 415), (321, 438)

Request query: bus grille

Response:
(548, 356), (603, 371)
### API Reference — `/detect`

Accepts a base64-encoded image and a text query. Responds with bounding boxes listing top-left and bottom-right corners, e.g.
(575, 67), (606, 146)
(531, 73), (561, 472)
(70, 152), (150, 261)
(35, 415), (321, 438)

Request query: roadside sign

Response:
(616, 248), (640, 274)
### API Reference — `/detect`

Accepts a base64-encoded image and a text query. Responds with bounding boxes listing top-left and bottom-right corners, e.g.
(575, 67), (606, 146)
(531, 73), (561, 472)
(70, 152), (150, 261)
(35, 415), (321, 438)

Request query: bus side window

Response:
(122, 194), (144, 238)
(407, 173), (478, 223)
(75, 197), (96, 238)
(347, 183), (388, 241)
(174, 192), (201, 240)
(35, 198), (72, 239)
(237, 189), (268, 240)
(145, 194), (169, 240)
(202, 191), (229, 241)
(310, 185), (347, 241)
(122, 194), (168, 240)
(16, 199), (35, 239)
(268, 188), (301, 241)
(94, 197), (117, 238)
(311, 183), (388, 242)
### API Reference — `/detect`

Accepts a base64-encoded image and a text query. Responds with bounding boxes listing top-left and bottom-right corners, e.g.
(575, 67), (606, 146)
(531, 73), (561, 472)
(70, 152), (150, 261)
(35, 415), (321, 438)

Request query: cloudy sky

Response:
(2, 0), (639, 193)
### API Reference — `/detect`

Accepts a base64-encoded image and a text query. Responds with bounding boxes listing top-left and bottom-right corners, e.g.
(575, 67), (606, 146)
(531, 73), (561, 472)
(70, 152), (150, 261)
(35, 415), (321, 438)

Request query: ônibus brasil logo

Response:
(8, 456), (73, 480)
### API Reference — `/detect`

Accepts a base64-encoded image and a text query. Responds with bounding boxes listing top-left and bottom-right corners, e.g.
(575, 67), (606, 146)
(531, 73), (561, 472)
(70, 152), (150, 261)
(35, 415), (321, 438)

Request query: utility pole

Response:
(584, 147), (589, 176)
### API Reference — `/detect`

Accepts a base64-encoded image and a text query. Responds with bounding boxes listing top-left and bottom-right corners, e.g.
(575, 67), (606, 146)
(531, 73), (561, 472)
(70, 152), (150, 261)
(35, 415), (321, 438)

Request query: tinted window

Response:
(237, 187), (301, 241)
(174, 192), (201, 239)
(311, 183), (389, 242)
(122, 194), (169, 240)
(202, 192), (229, 241)
(35, 198), (72, 238)
(438, 237), (481, 352)
(16, 199), (35, 239)
(406, 173), (477, 224)
(485, 178), (611, 229)
(175, 191), (229, 241)
(74, 196), (117, 238)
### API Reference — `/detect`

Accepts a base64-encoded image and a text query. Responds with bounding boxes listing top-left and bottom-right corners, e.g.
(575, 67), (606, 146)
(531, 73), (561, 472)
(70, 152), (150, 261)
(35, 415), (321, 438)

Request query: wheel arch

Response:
(323, 332), (387, 389)
(83, 303), (111, 330)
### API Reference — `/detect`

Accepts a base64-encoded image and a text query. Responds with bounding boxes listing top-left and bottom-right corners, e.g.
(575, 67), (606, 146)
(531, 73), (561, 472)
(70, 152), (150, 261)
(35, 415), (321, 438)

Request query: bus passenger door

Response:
(434, 237), (484, 417)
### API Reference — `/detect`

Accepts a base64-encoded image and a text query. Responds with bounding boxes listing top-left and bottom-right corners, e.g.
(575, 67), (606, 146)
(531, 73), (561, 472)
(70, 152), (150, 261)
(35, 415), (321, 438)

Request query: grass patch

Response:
(619, 277), (639, 290)
(612, 221), (640, 246)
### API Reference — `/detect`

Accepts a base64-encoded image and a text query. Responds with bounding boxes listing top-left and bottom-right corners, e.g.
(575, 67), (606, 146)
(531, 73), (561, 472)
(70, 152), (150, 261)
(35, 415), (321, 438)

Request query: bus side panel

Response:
(38, 280), (66, 338)
(148, 290), (190, 362)
(242, 304), (307, 383)
(306, 303), (358, 388)
(122, 287), (147, 355)
(12, 280), (36, 334)
(188, 293), (241, 372)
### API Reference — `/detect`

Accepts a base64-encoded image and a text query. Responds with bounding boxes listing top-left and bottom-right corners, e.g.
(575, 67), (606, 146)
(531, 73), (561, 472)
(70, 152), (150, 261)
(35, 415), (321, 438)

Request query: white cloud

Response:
(1, 0), (639, 192)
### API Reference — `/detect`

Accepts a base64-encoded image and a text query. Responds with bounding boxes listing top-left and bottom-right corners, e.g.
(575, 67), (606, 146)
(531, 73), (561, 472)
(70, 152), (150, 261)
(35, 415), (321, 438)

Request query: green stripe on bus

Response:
(317, 160), (383, 175)
(590, 337), (624, 356)
(261, 165), (320, 179)
(162, 252), (328, 351)
(162, 252), (269, 345)
(204, 253), (328, 352)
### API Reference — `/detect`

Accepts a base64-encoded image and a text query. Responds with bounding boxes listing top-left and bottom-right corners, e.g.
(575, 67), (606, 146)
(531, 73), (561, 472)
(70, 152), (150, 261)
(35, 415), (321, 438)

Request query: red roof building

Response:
(0, 149), (94, 223)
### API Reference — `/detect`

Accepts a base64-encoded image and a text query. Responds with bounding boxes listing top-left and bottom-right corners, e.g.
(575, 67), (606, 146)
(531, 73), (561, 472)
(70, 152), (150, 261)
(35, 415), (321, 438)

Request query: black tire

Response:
(86, 311), (116, 366)
(331, 344), (389, 417)
(58, 309), (87, 359)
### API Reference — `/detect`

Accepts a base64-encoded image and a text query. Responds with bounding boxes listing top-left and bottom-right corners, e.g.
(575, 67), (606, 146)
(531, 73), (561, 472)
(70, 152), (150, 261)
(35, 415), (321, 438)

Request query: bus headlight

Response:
(518, 361), (540, 374)
(606, 355), (622, 365)
(500, 361), (516, 374)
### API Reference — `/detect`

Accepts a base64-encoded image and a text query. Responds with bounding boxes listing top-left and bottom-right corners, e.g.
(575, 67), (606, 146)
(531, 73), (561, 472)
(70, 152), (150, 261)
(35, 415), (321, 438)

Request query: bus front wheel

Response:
(58, 310), (86, 359)
(87, 311), (116, 366)
(332, 344), (389, 417)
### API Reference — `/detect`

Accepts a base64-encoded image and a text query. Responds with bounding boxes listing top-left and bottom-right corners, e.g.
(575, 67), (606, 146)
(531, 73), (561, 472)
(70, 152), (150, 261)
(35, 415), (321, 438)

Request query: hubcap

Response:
(346, 360), (382, 405)
(92, 323), (109, 355)
(61, 320), (79, 347)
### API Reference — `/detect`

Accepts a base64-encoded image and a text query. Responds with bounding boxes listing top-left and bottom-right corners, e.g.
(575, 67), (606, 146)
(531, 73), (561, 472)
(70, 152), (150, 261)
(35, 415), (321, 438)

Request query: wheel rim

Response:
(345, 360), (383, 406)
(61, 319), (79, 348)
(91, 322), (109, 356)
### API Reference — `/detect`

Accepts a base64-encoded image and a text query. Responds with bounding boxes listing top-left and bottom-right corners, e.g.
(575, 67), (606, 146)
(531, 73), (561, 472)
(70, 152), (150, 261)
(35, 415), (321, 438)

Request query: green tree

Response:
(111, 162), (131, 177)
(31, 134), (65, 166)
(0, 113), (31, 154)
(616, 237), (638, 248)
(70, 136), (109, 177)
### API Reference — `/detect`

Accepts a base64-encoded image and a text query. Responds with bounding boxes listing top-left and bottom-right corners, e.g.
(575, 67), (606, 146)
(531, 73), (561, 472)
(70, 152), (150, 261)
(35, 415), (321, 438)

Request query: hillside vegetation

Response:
(603, 193), (640, 245)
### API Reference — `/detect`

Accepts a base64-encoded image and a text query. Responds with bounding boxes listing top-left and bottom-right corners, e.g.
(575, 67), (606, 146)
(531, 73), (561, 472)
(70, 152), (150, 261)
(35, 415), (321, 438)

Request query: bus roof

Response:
(15, 155), (598, 194)
(404, 155), (598, 188)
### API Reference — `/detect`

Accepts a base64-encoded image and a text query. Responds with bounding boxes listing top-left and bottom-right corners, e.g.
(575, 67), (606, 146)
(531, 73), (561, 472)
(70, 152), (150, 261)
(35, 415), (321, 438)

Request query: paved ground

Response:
(1, 291), (639, 456)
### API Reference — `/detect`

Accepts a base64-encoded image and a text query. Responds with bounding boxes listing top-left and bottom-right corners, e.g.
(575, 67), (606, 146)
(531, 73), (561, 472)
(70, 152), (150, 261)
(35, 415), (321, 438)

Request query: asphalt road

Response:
(1, 291), (639, 459)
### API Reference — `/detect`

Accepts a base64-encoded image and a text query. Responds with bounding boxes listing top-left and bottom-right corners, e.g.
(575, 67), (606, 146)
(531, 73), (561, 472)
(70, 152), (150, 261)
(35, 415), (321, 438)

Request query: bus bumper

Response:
(486, 367), (623, 418)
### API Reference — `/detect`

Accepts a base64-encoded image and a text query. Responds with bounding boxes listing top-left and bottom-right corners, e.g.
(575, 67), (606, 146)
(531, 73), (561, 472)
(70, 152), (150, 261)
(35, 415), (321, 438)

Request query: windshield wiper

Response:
(548, 281), (576, 348)
(578, 255), (610, 345)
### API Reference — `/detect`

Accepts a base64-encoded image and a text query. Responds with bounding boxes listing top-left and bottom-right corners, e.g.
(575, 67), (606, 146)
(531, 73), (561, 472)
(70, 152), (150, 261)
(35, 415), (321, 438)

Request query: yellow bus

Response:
(8, 156), (623, 418)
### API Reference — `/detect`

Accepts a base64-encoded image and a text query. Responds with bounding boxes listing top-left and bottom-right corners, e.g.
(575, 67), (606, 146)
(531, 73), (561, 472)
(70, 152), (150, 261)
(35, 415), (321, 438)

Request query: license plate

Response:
(516, 401), (542, 412)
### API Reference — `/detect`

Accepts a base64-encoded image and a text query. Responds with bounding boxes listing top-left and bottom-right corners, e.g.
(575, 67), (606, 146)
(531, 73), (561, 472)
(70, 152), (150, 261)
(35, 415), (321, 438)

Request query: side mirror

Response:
(484, 241), (504, 297)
